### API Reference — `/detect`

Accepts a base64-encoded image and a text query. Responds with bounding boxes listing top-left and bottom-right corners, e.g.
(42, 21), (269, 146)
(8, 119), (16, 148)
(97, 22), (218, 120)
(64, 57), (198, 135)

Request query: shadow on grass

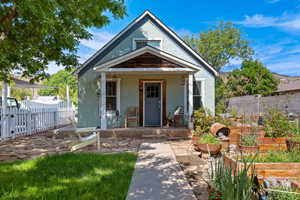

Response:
(0, 152), (137, 200)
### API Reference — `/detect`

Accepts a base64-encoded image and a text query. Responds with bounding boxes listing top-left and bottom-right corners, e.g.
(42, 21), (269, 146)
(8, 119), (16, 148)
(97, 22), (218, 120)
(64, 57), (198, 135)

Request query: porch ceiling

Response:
(93, 45), (201, 73)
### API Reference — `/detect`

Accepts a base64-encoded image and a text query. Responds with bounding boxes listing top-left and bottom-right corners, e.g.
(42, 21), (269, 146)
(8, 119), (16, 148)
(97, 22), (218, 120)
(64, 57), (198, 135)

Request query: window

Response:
(193, 81), (203, 110)
(106, 81), (117, 111)
(186, 80), (203, 111)
(135, 40), (161, 49)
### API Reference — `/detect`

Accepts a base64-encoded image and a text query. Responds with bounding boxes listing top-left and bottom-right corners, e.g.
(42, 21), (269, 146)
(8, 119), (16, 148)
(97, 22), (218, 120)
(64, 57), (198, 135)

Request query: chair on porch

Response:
(125, 107), (139, 128)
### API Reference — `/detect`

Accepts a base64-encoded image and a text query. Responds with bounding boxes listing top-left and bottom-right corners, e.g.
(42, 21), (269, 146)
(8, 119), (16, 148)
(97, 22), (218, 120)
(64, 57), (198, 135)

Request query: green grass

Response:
(242, 151), (300, 163)
(199, 133), (221, 144)
(0, 153), (137, 200)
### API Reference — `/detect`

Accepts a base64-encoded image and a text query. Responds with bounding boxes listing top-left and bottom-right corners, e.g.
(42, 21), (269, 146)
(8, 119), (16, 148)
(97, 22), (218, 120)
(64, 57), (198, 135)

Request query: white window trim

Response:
(106, 78), (121, 115)
(184, 77), (206, 112)
(132, 37), (163, 50)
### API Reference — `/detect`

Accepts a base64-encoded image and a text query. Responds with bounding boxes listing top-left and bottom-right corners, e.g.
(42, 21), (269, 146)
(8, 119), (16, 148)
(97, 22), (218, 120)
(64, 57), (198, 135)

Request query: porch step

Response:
(100, 127), (192, 139)
(142, 134), (167, 139)
(167, 136), (190, 141)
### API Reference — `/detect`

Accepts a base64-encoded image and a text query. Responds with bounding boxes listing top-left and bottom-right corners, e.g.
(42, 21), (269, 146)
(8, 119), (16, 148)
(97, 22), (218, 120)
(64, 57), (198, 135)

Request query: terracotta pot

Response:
(210, 123), (230, 137)
(192, 136), (222, 154)
(239, 144), (259, 154)
(194, 143), (222, 155)
(220, 138), (229, 152)
(286, 139), (300, 152)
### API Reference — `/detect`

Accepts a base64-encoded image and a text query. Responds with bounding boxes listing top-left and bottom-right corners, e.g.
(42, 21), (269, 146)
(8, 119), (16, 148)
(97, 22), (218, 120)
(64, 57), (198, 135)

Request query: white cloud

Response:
(47, 62), (63, 74)
(236, 13), (300, 31)
(266, 55), (300, 75)
(252, 40), (300, 75)
(80, 30), (115, 50)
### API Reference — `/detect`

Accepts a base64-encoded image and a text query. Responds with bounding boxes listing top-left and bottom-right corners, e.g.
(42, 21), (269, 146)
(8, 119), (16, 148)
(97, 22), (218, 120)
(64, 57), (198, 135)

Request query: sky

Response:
(48, 0), (300, 76)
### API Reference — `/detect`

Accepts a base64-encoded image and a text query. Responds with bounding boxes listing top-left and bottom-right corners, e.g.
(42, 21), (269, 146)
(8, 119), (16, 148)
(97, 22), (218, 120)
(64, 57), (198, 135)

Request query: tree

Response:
(184, 21), (253, 71)
(39, 69), (78, 105)
(0, 0), (126, 81)
(226, 60), (279, 97)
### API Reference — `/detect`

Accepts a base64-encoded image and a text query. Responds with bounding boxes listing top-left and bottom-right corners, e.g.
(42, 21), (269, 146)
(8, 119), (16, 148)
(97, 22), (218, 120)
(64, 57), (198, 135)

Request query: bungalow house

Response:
(75, 10), (218, 129)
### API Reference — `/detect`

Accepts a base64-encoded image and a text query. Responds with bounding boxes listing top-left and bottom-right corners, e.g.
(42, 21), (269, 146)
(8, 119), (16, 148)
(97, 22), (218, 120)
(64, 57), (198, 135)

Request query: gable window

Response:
(134, 39), (161, 49)
(106, 81), (117, 111)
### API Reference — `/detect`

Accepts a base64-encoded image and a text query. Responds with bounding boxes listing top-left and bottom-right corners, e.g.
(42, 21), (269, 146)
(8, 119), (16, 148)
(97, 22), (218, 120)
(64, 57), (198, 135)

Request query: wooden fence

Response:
(0, 100), (74, 141)
(227, 93), (300, 117)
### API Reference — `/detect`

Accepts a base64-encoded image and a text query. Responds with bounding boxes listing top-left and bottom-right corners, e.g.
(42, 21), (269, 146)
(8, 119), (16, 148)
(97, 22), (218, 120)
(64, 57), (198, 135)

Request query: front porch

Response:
(94, 47), (199, 130)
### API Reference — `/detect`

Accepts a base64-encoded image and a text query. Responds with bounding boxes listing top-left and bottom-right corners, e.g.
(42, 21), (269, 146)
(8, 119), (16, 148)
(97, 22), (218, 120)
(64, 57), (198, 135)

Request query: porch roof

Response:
(93, 45), (200, 73)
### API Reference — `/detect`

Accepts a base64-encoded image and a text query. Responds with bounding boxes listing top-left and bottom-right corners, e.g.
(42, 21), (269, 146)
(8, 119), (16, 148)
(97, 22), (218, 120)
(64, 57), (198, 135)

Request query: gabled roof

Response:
(93, 45), (200, 71)
(75, 10), (218, 76)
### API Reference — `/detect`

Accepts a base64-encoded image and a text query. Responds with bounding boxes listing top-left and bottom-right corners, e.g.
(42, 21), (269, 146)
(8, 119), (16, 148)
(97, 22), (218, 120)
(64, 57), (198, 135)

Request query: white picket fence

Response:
(0, 100), (74, 141)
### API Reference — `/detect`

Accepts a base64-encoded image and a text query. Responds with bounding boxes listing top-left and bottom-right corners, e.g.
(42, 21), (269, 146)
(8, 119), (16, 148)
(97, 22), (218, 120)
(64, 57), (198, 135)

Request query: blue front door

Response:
(144, 82), (161, 126)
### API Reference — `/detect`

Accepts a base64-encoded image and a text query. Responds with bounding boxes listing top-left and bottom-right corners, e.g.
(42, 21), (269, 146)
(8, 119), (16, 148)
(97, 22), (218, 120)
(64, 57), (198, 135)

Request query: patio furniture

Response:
(125, 107), (139, 128)
(60, 126), (102, 152)
(168, 106), (185, 127)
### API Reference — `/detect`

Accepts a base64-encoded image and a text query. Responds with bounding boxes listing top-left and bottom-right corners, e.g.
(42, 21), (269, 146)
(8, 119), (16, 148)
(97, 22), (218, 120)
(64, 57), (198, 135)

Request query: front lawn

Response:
(0, 153), (137, 200)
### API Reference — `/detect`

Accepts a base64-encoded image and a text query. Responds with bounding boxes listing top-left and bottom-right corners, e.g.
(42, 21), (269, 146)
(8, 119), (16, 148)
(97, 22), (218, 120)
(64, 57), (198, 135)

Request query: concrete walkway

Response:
(126, 141), (197, 200)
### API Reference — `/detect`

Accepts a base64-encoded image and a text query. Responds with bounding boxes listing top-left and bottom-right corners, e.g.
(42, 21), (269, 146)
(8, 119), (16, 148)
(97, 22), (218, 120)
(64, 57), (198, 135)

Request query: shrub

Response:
(193, 108), (215, 136)
(215, 115), (234, 127)
(264, 109), (297, 138)
(199, 133), (221, 145)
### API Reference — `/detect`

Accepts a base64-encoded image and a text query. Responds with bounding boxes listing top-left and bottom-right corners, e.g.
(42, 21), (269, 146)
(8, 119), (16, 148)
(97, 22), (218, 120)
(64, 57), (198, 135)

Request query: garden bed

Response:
(224, 153), (300, 179)
(258, 137), (288, 152)
(228, 126), (264, 145)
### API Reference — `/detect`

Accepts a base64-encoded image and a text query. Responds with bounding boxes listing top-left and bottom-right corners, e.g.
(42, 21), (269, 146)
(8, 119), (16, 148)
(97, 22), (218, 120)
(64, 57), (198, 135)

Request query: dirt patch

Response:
(0, 131), (143, 163)
(169, 140), (220, 200)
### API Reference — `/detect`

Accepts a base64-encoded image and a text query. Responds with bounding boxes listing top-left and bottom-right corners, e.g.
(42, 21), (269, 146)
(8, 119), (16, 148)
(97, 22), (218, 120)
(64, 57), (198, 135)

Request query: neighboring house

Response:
(75, 10), (218, 129)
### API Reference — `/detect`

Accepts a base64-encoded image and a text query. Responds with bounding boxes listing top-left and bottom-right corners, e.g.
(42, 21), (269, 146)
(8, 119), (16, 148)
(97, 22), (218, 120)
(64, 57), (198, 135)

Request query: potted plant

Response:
(193, 133), (222, 155)
(239, 133), (258, 154)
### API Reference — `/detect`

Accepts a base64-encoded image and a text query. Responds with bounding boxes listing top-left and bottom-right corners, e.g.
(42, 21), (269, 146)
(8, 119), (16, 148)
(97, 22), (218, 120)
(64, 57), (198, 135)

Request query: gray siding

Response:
(78, 17), (215, 127)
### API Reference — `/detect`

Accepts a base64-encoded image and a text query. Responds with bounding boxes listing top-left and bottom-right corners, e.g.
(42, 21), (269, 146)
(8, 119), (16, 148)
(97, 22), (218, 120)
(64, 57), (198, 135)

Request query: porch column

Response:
(100, 72), (107, 129)
(188, 73), (193, 129)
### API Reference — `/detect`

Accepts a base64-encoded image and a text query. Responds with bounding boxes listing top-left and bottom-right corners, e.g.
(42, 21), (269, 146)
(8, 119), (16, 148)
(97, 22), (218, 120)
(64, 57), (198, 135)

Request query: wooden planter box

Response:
(224, 155), (300, 179)
(239, 144), (259, 154)
(258, 137), (287, 152)
(286, 139), (300, 152)
(229, 126), (264, 145)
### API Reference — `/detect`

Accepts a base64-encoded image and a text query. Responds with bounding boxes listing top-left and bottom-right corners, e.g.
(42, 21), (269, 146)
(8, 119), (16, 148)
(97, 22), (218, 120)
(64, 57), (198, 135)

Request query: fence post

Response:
(1, 81), (8, 139)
